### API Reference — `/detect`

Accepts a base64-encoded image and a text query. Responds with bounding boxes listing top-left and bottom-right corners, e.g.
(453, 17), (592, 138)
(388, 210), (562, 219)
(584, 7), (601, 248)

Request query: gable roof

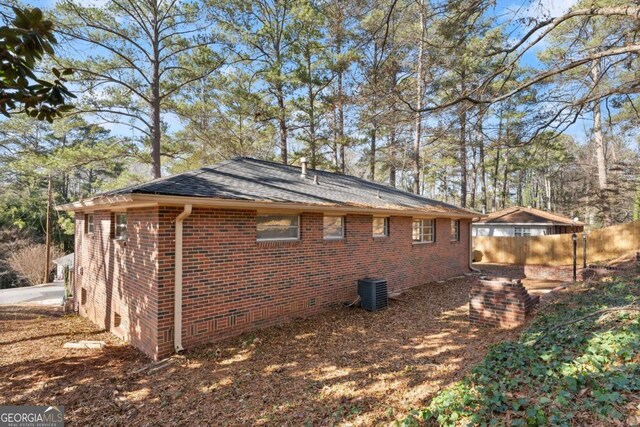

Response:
(475, 206), (585, 226)
(58, 157), (478, 218)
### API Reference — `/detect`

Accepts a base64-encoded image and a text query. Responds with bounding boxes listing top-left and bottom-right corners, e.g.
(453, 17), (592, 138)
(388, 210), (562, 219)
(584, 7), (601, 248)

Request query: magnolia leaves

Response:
(0, 7), (75, 122)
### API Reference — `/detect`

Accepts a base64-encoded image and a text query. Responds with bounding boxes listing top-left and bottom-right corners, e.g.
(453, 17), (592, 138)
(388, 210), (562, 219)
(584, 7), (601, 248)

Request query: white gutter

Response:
(174, 204), (192, 352)
(468, 221), (481, 273)
(58, 193), (482, 220)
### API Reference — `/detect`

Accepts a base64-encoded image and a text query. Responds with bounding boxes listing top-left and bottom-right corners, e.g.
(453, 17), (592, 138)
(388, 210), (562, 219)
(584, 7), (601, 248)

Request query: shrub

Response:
(0, 227), (34, 288)
(7, 243), (65, 286)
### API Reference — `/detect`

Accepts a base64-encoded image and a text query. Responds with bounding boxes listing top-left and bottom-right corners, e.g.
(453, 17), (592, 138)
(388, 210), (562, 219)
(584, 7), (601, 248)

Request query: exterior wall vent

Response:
(357, 278), (388, 311)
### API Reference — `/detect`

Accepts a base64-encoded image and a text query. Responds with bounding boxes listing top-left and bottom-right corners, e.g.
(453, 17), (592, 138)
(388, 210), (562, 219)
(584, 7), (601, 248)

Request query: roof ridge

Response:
(236, 157), (477, 213)
(478, 206), (583, 225)
(88, 156), (479, 217)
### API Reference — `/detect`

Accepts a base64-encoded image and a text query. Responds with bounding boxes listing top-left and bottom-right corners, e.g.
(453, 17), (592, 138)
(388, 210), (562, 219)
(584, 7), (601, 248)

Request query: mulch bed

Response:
(1, 275), (524, 426)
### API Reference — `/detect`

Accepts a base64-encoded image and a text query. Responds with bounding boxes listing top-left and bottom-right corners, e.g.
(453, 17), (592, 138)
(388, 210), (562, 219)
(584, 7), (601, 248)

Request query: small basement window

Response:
(256, 214), (300, 241)
(114, 312), (122, 328)
(451, 219), (460, 241)
(372, 217), (389, 237)
(85, 214), (94, 234)
(114, 213), (127, 240)
(323, 215), (344, 239)
(413, 219), (435, 243)
(81, 288), (87, 305)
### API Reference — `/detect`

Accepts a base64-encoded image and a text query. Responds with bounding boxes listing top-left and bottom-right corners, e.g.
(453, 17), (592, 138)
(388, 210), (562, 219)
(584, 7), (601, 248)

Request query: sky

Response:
(495, 0), (593, 142)
(26, 0), (591, 144)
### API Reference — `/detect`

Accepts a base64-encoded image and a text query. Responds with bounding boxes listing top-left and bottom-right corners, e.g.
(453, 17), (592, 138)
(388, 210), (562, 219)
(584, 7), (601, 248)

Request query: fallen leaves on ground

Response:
(1, 273), (528, 426)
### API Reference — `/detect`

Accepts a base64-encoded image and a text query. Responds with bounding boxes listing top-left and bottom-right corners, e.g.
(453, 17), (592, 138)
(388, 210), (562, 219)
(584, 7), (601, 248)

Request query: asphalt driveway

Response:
(0, 282), (65, 305)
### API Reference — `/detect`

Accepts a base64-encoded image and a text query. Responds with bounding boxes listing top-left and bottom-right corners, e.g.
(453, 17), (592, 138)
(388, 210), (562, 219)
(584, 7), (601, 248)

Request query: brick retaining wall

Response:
(469, 278), (539, 328)
(523, 264), (632, 282)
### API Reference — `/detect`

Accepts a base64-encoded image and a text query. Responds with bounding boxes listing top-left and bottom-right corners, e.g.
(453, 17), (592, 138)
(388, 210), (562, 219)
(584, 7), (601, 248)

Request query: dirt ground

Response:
(1, 274), (526, 426)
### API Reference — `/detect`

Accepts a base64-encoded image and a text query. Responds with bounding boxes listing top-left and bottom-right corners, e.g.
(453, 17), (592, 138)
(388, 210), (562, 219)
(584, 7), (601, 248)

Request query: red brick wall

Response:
(155, 208), (471, 358)
(75, 206), (471, 359)
(74, 209), (159, 358)
(469, 278), (538, 328)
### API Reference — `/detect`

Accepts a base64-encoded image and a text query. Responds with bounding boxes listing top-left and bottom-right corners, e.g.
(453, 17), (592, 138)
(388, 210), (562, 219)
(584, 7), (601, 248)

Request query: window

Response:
(413, 219), (435, 243)
(323, 216), (344, 239)
(114, 213), (127, 240)
(85, 214), (94, 234)
(256, 214), (299, 241)
(514, 227), (531, 237)
(451, 219), (460, 241)
(372, 217), (389, 237)
(114, 312), (122, 328)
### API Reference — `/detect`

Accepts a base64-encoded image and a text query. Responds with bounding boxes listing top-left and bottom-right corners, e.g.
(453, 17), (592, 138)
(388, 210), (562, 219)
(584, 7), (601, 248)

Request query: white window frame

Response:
(514, 226), (531, 237)
(114, 213), (127, 240)
(323, 215), (345, 240)
(256, 214), (300, 241)
(372, 217), (389, 237)
(451, 219), (460, 241)
(85, 213), (94, 234)
(413, 219), (435, 243)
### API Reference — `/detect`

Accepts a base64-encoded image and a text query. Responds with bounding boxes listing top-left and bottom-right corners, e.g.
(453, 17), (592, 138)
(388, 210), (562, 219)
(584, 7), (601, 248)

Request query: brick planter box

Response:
(469, 277), (539, 328)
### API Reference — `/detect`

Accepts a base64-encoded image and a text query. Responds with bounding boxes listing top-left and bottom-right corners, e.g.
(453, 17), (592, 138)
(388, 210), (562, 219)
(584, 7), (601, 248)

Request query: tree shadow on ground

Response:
(0, 274), (523, 426)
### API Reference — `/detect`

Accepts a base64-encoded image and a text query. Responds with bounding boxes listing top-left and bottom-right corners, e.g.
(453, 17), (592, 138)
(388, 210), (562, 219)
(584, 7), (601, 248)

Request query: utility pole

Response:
(43, 175), (52, 284)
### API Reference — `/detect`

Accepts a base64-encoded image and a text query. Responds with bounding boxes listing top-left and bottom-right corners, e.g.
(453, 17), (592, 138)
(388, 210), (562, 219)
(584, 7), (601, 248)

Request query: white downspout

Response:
(469, 220), (481, 273)
(174, 204), (192, 352)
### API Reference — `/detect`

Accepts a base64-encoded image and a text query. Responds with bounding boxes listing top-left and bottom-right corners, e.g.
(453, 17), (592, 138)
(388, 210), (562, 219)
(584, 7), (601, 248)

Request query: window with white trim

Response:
(114, 213), (127, 240)
(372, 217), (389, 237)
(514, 227), (531, 237)
(412, 219), (435, 243)
(85, 214), (94, 234)
(451, 219), (460, 241)
(256, 214), (300, 241)
(323, 216), (344, 239)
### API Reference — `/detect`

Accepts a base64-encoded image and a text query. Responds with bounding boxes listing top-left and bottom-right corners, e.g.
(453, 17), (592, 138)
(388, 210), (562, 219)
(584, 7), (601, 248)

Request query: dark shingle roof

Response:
(100, 157), (475, 215)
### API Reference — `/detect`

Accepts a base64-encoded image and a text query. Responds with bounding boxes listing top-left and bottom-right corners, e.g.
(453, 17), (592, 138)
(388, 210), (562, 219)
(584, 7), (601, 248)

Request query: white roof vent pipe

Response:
(313, 175), (319, 185)
(300, 157), (307, 178)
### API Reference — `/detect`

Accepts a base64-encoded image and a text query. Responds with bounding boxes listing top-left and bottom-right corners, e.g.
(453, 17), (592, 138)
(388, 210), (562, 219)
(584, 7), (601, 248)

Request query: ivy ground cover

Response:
(403, 274), (640, 426)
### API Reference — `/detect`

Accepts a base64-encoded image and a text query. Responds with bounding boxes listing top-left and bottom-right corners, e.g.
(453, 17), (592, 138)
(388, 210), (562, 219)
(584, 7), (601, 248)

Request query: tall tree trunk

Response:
(478, 117), (487, 213)
(459, 104), (468, 207)
(492, 114), (503, 211)
(307, 49), (317, 169)
(470, 142), (477, 209)
(276, 81), (288, 165)
(338, 61), (346, 174)
(369, 41), (380, 181)
(501, 148), (509, 208)
(151, 7), (162, 179)
(492, 148), (500, 212)
(370, 126), (377, 180)
(545, 176), (552, 210)
(389, 127), (397, 188)
(412, 0), (426, 194)
(592, 60), (610, 225)
(332, 104), (339, 168)
(43, 175), (52, 283)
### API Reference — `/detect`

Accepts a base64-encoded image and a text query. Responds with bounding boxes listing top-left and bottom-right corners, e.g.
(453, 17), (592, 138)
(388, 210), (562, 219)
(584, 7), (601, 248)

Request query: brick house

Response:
(58, 157), (479, 360)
